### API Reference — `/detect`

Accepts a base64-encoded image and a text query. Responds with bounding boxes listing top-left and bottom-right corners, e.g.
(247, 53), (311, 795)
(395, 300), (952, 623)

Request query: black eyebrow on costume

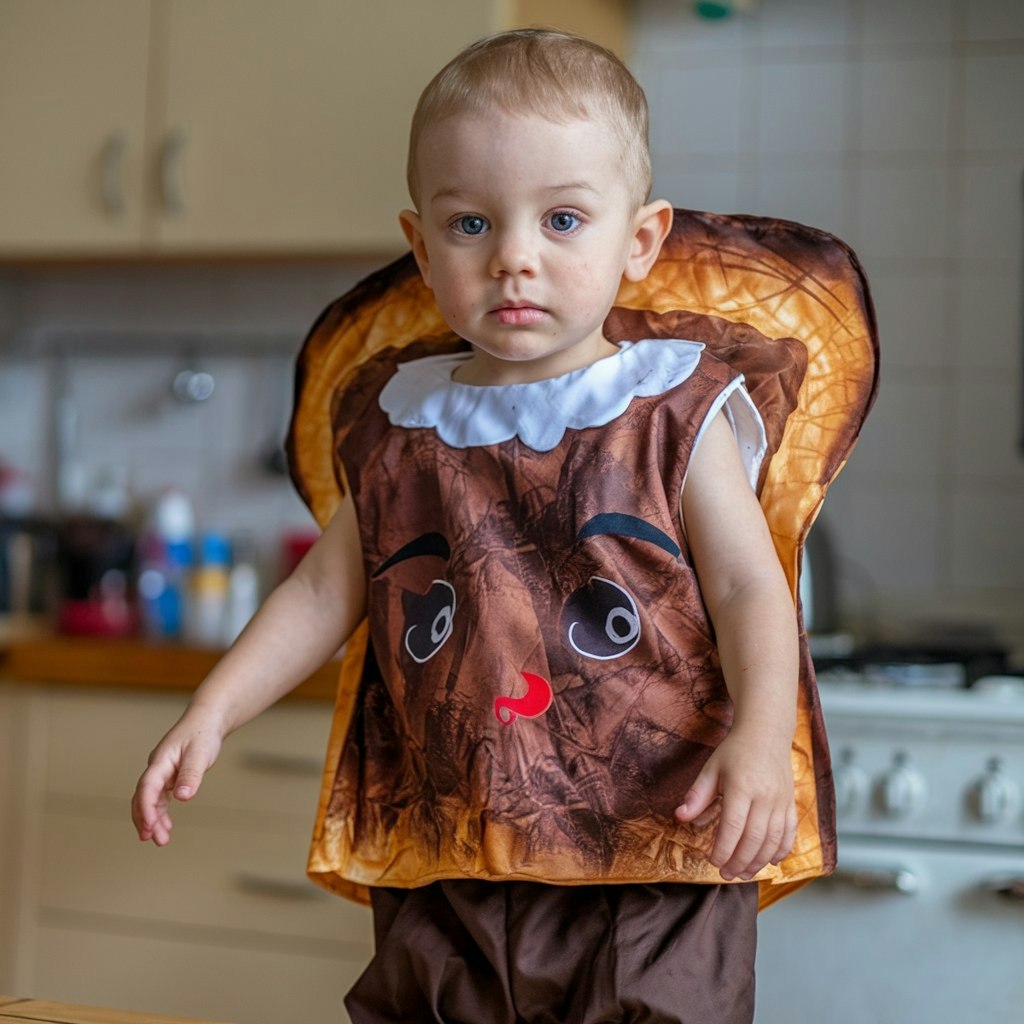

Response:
(576, 513), (681, 558)
(373, 532), (451, 578)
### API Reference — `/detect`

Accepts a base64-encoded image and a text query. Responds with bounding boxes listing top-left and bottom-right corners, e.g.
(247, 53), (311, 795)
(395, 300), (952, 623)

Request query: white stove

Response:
(755, 677), (1024, 1024)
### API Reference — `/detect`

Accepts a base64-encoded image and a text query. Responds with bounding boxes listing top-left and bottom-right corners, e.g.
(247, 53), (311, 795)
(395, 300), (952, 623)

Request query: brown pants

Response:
(344, 879), (758, 1024)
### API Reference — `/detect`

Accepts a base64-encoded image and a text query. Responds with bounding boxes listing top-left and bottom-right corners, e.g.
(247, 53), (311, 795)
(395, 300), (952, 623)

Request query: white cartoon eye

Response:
(403, 580), (456, 663)
(562, 576), (641, 660)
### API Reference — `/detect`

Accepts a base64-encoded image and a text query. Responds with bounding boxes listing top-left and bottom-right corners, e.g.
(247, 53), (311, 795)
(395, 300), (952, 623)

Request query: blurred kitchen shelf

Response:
(2, 634), (338, 701)
(0, 616), (53, 649)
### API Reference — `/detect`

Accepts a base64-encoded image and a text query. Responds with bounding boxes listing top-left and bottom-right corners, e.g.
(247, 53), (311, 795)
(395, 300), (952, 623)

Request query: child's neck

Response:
(452, 337), (621, 387)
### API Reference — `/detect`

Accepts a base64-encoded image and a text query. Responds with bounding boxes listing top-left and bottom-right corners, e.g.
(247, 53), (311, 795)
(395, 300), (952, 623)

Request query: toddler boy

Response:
(134, 30), (818, 1024)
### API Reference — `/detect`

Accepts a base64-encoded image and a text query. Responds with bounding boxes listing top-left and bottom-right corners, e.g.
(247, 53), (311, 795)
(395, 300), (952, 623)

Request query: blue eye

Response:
(549, 211), (581, 233)
(456, 215), (487, 235)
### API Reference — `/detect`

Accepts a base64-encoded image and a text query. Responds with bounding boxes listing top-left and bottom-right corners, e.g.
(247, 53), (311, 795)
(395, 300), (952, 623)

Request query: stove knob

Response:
(971, 759), (1021, 825)
(834, 748), (868, 815)
(879, 752), (928, 819)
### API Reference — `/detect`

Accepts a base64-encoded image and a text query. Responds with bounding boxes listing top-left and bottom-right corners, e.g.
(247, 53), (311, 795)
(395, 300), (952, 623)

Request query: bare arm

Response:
(674, 411), (799, 880)
(131, 496), (366, 845)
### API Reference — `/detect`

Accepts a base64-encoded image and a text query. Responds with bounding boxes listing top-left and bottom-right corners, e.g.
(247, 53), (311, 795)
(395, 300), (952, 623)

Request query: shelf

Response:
(3, 635), (338, 701)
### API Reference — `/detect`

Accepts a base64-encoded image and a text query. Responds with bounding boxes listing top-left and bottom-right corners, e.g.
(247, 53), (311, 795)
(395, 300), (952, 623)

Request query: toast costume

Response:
(287, 210), (879, 912)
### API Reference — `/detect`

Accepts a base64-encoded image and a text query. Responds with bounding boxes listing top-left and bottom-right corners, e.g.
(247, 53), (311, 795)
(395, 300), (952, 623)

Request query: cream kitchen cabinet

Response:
(0, 682), (371, 1024)
(0, 0), (629, 258)
(0, 1), (152, 254)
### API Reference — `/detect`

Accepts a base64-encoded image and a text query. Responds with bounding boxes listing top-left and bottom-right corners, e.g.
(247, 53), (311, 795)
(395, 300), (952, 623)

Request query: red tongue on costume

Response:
(494, 672), (553, 724)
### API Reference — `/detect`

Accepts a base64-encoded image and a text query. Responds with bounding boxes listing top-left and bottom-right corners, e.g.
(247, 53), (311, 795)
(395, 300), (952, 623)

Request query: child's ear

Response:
(399, 209), (432, 288)
(623, 200), (673, 283)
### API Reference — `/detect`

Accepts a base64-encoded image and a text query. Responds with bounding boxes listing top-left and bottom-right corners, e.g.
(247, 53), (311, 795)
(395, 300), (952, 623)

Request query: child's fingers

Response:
(717, 801), (771, 879)
(673, 764), (720, 823)
(131, 762), (173, 838)
(131, 728), (220, 845)
(138, 803), (174, 847)
(771, 801), (799, 865)
(737, 808), (789, 879)
(171, 760), (206, 801)
(709, 793), (753, 877)
(171, 732), (222, 800)
(691, 795), (722, 829)
(147, 819), (168, 846)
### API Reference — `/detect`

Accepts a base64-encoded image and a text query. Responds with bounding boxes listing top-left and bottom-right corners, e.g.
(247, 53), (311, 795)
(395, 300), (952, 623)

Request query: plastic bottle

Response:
(186, 531), (231, 648)
(137, 532), (170, 639)
(223, 530), (260, 646)
(138, 488), (194, 639)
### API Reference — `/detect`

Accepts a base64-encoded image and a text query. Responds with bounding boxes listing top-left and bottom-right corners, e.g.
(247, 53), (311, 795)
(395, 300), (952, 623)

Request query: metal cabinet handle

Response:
(829, 865), (920, 894)
(233, 872), (325, 902)
(983, 875), (1024, 902)
(160, 129), (186, 217)
(101, 133), (127, 216)
(238, 750), (323, 776)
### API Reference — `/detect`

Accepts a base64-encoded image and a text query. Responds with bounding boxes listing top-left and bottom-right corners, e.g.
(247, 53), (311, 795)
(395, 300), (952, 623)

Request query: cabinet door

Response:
(0, 685), (23, 992)
(152, 0), (495, 254)
(34, 925), (365, 1024)
(0, 0), (151, 253)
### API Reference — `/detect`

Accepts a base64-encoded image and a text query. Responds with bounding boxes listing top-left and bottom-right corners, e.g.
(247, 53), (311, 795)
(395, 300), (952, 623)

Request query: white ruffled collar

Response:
(377, 338), (705, 451)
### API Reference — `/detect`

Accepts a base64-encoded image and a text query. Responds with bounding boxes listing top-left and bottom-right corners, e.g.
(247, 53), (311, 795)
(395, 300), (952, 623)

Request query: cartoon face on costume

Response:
(366, 484), (732, 827)
(376, 510), (693, 722)
(375, 512), (684, 726)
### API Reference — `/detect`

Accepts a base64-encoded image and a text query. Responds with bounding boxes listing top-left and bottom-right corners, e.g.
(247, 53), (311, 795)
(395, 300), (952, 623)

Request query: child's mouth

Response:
(490, 305), (546, 326)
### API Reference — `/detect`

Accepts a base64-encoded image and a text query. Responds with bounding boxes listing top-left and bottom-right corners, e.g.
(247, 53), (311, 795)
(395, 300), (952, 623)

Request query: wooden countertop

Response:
(0, 995), (232, 1023)
(1, 633), (339, 702)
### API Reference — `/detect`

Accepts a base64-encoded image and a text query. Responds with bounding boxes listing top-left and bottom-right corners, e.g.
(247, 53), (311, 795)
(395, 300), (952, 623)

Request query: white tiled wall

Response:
(0, 260), (377, 579)
(633, 0), (1024, 648)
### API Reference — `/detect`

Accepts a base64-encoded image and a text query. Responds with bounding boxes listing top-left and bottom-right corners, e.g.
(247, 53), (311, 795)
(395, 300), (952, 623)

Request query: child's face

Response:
(401, 109), (669, 385)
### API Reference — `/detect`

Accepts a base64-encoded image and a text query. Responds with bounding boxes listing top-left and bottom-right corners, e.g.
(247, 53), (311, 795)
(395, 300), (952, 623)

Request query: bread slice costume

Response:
(287, 209), (879, 912)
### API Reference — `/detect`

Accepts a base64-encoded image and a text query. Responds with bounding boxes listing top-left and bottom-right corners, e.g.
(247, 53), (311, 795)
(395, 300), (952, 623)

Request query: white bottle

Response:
(186, 531), (230, 648)
(223, 531), (260, 646)
(143, 488), (195, 639)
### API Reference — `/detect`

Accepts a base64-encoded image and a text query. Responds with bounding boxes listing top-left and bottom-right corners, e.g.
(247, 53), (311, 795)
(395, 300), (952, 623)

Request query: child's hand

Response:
(130, 712), (225, 846)
(673, 725), (797, 881)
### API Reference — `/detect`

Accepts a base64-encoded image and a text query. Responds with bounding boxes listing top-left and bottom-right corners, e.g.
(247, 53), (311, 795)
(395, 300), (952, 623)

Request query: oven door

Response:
(755, 837), (1024, 1024)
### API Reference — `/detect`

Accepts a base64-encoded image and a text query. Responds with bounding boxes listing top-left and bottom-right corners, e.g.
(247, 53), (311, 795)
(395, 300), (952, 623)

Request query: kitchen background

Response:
(2, 0), (1023, 654)
(1, 2), (1023, 1023)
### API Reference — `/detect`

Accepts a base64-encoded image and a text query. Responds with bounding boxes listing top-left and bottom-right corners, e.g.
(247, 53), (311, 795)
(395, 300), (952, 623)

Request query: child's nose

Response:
(488, 227), (539, 278)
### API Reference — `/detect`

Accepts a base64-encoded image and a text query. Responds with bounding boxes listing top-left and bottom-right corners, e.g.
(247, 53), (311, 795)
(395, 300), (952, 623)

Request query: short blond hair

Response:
(407, 29), (653, 209)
